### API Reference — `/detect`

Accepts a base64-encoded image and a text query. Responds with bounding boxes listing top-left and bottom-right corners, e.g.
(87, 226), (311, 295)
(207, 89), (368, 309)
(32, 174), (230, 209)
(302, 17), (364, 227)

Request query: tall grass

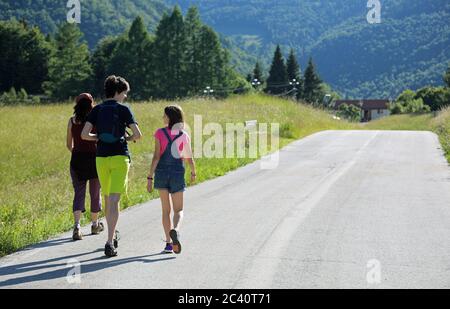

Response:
(0, 93), (354, 256)
(431, 107), (450, 162)
(362, 113), (433, 131)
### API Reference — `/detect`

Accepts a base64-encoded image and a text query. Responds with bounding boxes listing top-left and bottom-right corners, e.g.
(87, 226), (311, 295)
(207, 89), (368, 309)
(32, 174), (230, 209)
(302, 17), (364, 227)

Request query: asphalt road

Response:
(1, 130), (449, 288)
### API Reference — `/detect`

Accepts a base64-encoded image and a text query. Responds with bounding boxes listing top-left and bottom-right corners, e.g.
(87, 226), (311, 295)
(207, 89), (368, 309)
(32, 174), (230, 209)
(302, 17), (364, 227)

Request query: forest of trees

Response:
(247, 45), (338, 105)
(0, 0), (169, 48)
(0, 0), (260, 78)
(0, 6), (250, 101)
(1, 1), (447, 111)
(0, 3), (336, 105)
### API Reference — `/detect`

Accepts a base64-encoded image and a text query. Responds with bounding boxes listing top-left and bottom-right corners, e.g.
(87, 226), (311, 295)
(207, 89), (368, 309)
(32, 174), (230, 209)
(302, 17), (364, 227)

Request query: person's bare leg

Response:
(104, 195), (109, 220)
(159, 189), (172, 243)
(106, 193), (120, 245)
(73, 211), (82, 227)
(104, 195), (112, 243)
(90, 212), (99, 225)
(171, 191), (184, 231)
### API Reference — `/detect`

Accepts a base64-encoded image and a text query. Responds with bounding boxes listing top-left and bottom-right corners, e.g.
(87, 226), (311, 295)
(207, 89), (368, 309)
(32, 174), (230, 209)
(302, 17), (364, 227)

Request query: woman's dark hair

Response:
(74, 93), (94, 123)
(165, 105), (184, 130)
(104, 75), (129, 98)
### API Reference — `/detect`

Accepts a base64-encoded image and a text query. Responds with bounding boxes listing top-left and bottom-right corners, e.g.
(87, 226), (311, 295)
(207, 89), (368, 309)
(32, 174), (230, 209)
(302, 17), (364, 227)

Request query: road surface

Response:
(1, 130), (449, 288)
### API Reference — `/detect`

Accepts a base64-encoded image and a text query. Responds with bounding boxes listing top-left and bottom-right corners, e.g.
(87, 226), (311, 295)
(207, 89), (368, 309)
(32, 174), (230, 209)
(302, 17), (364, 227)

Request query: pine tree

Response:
(184, 6), (203, 96)
(265, 45), (288, 95)
(91, 36), (120, 97)
(444, 64), (450, 88)
(126, 16), (153, 99)
(303, 57), (322, 104)
(169, 6), (188, 98)
(198, 25), (221, 93)
(252, 61), (264, 85)
(107, 16), (153, 100)
(0, 20), (51, 94)
(286, 49), (303, 99)
(44, 23), (91, 100)
(152, 6), (188, 99)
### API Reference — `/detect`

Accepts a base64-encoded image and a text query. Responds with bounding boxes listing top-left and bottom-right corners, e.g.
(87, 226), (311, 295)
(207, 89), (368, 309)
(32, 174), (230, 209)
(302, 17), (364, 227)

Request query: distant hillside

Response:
(0, 0), (257, 76)
(0, 0), (170, 47)
(169, 0), (450, 98)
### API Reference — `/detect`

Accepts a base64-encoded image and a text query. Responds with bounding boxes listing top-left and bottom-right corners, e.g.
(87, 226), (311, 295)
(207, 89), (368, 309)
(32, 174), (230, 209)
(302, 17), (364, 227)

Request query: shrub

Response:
(279, 123), (294, 138)
(0, 88), (40, 105)
(336, 103), (361, 122)
(415, 87), (450, 111)
(390, 89), (432, 114)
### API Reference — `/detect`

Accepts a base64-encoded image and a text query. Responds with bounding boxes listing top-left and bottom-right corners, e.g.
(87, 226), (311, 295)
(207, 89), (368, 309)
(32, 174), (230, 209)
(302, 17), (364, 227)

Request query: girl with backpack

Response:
(67, 93), (104, 241)
(81, 76), (142, 257)
(147, 105), (196, 254)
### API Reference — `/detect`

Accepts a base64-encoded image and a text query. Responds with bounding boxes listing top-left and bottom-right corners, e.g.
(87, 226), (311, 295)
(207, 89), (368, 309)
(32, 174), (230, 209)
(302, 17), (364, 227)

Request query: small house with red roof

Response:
(333, 99), (391, 122)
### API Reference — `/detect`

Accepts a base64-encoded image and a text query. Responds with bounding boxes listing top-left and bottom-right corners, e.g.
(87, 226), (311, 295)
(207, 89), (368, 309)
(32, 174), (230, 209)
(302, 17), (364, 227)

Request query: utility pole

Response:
(289, 78), (300, 101)
(203, 86), (214, 98)
(251, 78), (261, 91)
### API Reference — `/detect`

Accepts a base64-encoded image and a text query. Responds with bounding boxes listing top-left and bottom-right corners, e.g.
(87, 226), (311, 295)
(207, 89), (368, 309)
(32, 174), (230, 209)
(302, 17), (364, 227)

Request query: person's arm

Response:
(66, 118), (73, 152)
(147, 137), (161, 193)
(126, 123), (142, 142)
(81, 122), (98, 142)
(181, 134), (196, 184)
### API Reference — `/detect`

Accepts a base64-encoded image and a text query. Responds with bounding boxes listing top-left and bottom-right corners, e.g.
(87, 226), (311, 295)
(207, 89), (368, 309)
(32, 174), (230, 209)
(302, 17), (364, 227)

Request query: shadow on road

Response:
(0, 251), (175, 287)
(16, 237), (75, 253)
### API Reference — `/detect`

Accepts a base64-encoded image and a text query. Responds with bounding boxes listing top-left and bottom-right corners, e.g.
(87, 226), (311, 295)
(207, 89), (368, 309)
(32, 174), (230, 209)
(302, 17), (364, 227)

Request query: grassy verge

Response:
(431, 107), (450, 163)
(0, 93), (354, 257)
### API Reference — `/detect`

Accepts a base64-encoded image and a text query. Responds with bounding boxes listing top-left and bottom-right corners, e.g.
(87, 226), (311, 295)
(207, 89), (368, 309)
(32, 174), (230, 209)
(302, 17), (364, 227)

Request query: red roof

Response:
(334, 100), (390, 110)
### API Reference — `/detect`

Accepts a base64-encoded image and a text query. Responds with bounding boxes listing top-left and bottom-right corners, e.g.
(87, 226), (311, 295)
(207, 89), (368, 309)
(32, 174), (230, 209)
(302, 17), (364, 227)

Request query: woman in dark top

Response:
(67, 93), (104, 241)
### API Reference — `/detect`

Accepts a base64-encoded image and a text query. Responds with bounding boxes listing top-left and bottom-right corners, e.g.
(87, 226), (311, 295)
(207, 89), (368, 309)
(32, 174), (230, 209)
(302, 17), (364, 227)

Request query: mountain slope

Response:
(310, 11), (450, 98)
(169, 0), (450, 98)
(0, 0), (170, 47)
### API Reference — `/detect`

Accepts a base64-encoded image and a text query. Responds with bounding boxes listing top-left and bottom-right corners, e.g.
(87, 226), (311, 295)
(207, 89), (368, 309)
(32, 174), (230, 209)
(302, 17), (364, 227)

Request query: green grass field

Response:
(0, 93), (356, 257)
(1, 94), (448, 257)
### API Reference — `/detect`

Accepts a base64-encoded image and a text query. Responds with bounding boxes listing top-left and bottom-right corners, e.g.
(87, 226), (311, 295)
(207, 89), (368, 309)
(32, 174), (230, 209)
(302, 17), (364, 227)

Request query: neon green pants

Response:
(96, 156), (130, 196)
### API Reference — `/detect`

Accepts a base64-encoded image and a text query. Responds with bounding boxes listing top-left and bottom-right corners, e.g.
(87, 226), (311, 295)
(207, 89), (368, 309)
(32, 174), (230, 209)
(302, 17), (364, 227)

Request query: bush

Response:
(389, 102), (403, 114)
(336, 103), (361, 122)
(0, 88), (40, 105)
(415, 87), (450, 111)
(279, 123), (294, 138)
(390, 89), (432, 114)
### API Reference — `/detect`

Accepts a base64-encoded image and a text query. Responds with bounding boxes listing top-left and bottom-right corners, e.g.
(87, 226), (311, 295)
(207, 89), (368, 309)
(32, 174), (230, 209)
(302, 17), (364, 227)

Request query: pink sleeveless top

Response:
(154, 127), (190, 158)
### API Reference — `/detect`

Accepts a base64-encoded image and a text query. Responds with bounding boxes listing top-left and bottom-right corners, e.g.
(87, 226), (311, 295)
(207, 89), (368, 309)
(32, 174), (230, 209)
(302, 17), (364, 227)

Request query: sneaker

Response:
(72, 227), (83, 241)
(104, 242), (117, 257)
(170, 229), (182, 254)
(162, 243), (174, 254)
(91, 222), (104, 235)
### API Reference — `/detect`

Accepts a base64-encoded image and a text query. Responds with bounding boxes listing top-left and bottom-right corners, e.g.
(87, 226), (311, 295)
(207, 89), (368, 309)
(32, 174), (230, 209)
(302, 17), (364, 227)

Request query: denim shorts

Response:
(154, 165), (186, 194)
